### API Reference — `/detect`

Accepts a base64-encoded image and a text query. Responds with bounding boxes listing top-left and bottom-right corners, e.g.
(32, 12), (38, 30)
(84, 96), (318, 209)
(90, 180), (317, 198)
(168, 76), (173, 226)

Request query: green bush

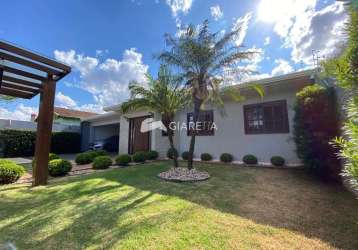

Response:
(293, 84), (341, 181)
(270, 156), (285, 166)
(0, 159), (26, 184)
(133, 151), (146, 163)
(115, 154), (132, 166)
(75, 152), (92, 165)
(181, 151), (190, 160)
(49, 153), (60, 161)
(0, 129), (81, 157)
(201, 153), (212, 161)
(146, 150), (159, 160)
(243, 154), (258, 165)
(92, 156), (112, 169)
(75, 150), (108, 165)
(167, 148), (178, 159)
(48, 159), (72, 177)
(220, 153), (233, 163)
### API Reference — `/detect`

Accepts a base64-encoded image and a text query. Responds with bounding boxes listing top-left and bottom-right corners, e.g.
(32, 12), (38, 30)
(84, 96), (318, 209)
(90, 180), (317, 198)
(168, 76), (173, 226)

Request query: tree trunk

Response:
(188, 97), (202, 170)
(168, 130), (179, 168)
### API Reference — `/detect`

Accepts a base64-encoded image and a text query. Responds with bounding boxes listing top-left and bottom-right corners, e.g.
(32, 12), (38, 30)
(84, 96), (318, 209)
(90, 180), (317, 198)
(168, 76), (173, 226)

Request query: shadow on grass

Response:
(0, 161), (357, 249)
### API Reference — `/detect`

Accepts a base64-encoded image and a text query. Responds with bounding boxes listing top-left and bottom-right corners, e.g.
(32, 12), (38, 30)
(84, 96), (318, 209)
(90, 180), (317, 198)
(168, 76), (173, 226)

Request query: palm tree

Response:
(158, 20), (263, 169)
(121, 65), (190, 168)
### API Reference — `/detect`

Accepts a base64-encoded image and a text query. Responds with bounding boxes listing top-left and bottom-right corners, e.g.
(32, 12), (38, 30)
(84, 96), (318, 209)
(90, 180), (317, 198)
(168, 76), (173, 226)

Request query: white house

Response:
(81, 69), (316, 165)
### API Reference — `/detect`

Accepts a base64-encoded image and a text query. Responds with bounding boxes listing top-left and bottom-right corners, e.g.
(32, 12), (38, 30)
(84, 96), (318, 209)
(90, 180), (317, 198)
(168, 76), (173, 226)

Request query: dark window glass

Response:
(244, 100), (289, 134)
(187, 110), (214, 136)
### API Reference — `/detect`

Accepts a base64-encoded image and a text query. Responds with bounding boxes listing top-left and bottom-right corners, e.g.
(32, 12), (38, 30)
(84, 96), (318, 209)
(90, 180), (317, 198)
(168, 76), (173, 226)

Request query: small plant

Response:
(220, 153), (233, 163)
(0, 159), (26, 184)
(88, 150), (107, 160)
(271, 156), (285, 166)
(167, 148), (178, 159)
(181, 151), (190, 160)
(201, 153), (212, 161)
(49, 153), (60, 161)
(133, 151), (146, 163)
(146, 150), (159, 160)
(75, 152), (93, 165)
(48, 159), (72, 177)
(243, 154), (258, 165)
(92, 156), (112, 169)
(116, 154), (132, 166)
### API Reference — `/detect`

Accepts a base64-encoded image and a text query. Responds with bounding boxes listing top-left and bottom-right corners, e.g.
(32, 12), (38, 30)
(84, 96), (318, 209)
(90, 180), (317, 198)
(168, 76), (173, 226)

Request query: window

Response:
(187, 110), (214, 136)
(161, 119), (170, 137)
(244, 100), (289, 134)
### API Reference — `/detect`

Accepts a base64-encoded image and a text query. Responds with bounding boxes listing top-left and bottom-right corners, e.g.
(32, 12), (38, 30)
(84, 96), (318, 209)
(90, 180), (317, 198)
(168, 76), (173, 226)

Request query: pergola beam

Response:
(0, 41), (71, 72)
(2, 75), (42, 89)
(3, 65), (46, 82)
(0, 87), (34, 99)
(1, 81), (40, 93)
(0, 52), (63, 76)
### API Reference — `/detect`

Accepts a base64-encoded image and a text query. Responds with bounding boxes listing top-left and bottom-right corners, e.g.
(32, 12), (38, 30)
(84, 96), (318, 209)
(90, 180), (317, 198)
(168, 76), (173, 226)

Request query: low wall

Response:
(0, 119), (80, 133)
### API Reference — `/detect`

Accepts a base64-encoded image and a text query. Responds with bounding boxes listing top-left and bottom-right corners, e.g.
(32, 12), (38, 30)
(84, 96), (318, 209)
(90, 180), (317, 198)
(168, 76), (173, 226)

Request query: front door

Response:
(128, 116), (151, 154)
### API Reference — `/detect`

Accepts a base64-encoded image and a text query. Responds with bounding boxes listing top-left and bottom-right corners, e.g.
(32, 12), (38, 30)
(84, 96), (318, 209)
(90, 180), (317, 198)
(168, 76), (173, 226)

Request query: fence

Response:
(0, 119), (80, 133)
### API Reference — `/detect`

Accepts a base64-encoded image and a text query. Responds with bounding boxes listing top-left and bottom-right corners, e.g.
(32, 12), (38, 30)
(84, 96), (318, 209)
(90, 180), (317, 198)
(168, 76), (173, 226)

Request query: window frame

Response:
(243, 100), (289, 134)
(187, 110), (215, 136)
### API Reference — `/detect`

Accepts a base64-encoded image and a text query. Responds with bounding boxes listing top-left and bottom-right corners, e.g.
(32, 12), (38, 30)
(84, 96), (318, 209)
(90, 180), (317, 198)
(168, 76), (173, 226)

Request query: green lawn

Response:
(1, 162), (357, 250)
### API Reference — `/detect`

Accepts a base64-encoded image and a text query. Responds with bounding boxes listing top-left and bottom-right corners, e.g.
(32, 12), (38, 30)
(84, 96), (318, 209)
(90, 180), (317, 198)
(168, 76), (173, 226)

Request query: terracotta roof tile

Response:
(53, 107), (98, 119)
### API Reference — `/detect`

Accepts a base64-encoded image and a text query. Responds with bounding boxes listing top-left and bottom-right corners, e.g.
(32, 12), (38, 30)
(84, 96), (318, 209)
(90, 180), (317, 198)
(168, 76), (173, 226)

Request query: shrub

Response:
(49, 153), (60, 161)
(243, 154), (258, 165)
(270, 156), (285, 166)
(133, 151), (146, 163)
(116, 154), (132, 166)
(293, 84), (341, 181)
(220, 153), (233, 163)
(181, 151), (190, 160)
(0, 129), (81, 157)
(146, 150), (159, 160)
(75, 152), (93, 165)
(92, 156), (112, 169)
(48, 159), (72, 177)
(167, 148), (178, 159)
(201, 153), (212, 161)
(0, 159), (26, 184)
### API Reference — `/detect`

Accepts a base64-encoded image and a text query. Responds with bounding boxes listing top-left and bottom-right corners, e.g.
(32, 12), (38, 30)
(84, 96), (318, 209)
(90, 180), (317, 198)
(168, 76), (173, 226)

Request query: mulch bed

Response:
(158, 167), (210, 182)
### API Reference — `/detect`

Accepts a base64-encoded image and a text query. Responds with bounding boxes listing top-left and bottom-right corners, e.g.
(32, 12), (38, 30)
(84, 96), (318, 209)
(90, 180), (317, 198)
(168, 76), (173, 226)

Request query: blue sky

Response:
(0, 0), (348, 120)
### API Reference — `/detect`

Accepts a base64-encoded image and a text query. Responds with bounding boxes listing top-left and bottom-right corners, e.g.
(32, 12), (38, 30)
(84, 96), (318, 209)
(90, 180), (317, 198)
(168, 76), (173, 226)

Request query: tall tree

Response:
(158, 20), (263, 169)
(121, 65), (190, 168)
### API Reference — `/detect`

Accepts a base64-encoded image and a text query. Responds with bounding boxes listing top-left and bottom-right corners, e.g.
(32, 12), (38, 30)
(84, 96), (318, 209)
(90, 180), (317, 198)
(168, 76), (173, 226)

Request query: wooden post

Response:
(33, 75), (56, 186)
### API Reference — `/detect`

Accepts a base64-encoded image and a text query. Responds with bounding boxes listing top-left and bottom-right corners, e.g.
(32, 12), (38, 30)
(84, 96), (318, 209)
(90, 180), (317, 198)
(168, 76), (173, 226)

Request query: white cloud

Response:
(258, 0), (348, 65)
(54, 48), (148, 108)
(55, 92), (77, 108)
(210, 5), (223, 21)
(271, 58), (294, 76)
(264, 36), (270, 46)
(0, 104), (37, 121)
(166, 0), (193, 17)
(232, 12), (252, 46)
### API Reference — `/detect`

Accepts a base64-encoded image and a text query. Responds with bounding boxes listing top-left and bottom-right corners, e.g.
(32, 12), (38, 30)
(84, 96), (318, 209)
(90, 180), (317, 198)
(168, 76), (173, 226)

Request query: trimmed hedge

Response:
(75, 150), (108, 165)
(167, 148), (178, 159)
(201, 153), (212, 161)
(92, 156), (112, 169)
(146, 150), (159, 160)
(181, 151), (189, 160)
(220, 153), (233, 163)
(133, 151), (146, 163)
(243, 154), (258, 165)
(271, 156), (285, 166)
(49, 153), (60, 161)
(0, 159), (26, 184)
(0, 129), (81, 157)
(48, 159), (72, 177)
(116, 154), (132, 166)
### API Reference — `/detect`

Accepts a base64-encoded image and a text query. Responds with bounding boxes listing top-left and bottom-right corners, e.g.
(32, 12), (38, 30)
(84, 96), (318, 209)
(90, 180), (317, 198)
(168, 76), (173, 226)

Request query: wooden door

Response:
(128, 116), (150, 154)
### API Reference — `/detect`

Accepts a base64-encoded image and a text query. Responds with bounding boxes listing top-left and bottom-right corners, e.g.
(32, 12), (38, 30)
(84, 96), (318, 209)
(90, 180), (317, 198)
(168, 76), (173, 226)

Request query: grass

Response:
(0, 161), (357, 249)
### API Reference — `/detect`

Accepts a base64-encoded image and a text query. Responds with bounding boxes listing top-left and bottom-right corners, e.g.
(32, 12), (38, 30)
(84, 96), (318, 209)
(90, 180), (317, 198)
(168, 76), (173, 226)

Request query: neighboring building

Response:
(82, 70), (316, 165)
(35, 107), (98, 126)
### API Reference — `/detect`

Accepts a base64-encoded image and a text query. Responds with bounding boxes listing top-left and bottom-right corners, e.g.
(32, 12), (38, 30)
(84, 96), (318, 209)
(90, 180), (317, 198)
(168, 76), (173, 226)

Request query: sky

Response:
(0, 0), (348, 121)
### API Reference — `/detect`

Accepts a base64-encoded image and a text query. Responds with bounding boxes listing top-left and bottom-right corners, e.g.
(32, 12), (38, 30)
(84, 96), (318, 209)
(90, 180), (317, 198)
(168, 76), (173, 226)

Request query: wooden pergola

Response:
(0, 40), (71, 186)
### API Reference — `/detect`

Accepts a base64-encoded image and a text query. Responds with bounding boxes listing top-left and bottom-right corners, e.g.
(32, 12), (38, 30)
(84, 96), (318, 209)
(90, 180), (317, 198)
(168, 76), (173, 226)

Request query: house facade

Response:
(82, 70), (315, 165)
